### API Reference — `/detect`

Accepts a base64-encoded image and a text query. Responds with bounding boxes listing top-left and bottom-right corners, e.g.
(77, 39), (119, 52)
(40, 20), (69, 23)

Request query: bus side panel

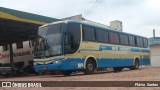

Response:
(61, 58), (85, 70)
(97, 58), (150, 68)
(139, 58), (150, 65)
(97, 58), (134, 68)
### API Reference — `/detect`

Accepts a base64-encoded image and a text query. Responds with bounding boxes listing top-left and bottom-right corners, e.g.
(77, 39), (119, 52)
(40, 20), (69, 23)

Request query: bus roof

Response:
(40, 20), (147, 39)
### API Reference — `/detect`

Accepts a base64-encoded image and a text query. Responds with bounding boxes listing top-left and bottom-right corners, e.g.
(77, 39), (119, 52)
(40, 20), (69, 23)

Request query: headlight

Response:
(55, 60), (60, 63)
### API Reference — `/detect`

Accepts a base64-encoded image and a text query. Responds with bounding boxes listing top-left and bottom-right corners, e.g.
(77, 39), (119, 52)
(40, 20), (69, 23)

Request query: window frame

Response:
(16, 42), (23, 49)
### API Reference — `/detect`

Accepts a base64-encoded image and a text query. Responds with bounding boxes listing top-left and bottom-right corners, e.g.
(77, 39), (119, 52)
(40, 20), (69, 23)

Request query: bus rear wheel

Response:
(130, 59), (139, 70)
(84, 59), (96, 75)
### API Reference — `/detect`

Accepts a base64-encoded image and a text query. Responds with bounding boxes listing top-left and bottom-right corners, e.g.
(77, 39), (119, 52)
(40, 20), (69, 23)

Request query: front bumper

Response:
(34, 62), (63, 72)
(0, 67), (12, 75)
(34, 58), (85, 72)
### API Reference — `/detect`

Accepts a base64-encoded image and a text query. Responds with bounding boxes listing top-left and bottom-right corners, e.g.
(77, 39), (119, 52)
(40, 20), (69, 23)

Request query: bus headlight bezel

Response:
(55, 60), (60, 63)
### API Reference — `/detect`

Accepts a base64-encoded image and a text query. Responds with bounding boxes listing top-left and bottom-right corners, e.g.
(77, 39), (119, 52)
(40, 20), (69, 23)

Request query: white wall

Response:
(150, 45), (160, 67)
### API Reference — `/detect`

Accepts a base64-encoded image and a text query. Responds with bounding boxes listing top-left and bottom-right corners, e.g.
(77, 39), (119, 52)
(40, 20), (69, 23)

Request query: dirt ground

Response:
(0, 66), (160, 90)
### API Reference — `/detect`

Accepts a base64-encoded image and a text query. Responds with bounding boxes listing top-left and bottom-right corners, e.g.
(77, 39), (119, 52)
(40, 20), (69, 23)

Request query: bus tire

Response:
(62, 71), (72, 76)
(130, 59), (139, 70)
(113, 67), (123, 72)
(84, 59), (96, 75)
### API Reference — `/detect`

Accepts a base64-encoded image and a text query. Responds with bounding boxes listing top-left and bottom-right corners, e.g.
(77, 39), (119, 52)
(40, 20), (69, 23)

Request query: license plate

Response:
(42, 66), (48, 70)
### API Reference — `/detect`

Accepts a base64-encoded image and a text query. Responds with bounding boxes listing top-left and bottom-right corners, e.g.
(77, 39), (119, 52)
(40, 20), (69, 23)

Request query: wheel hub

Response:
(88, 64), (93, 71)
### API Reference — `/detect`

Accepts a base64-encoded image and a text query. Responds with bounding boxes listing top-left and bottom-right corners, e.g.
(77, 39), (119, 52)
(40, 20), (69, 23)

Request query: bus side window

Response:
(143, 38), (148, 48)
(120, 34), (129, 45)
(82, 25), (95, 41)
(65, 23), (81, 54)
(129, 36), (136, 46)
(109, 32), (120, 44)
(65, 33), (72, 49)
(95, 28), (109, 43)
(136, 37), (143, 47)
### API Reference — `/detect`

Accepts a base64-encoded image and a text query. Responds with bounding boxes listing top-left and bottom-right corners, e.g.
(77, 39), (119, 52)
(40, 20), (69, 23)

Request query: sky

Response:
(0, 0), (160, 38)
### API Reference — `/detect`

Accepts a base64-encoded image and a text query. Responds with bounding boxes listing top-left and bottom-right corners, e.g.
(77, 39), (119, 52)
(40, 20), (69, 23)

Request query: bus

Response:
(0, 41), (35, 76)
(33, 20), (150, 76)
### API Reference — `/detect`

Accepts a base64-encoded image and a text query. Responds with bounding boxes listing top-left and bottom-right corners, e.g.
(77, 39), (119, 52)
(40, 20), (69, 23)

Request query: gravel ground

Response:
(0, 66), (160, 90)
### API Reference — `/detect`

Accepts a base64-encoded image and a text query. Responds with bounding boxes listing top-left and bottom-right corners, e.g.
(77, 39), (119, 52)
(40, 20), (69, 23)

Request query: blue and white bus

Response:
(33, 20), (150, 76)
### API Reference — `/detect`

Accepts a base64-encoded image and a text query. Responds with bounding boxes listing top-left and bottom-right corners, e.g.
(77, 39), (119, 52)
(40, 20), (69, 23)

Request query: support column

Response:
(9, 43), (14, 69)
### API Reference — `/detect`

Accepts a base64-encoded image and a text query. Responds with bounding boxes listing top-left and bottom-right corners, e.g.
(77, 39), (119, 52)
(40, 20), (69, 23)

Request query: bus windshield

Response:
(34, 23), (65, 58)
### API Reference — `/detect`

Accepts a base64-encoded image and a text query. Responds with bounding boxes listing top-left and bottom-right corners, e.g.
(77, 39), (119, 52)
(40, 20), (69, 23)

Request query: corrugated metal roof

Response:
(0, 7), (59, 24)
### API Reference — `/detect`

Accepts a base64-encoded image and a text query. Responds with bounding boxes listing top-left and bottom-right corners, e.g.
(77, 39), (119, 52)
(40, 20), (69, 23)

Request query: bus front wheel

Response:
(84, 59), (96, 75)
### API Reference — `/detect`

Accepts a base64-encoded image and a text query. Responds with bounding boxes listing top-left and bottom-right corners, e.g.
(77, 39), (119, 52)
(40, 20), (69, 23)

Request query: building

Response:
(63, 14), (123, 31)
(149, 37), (160, 67)
(110, 20), (123, 31)
(0, 7), (59, 75)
